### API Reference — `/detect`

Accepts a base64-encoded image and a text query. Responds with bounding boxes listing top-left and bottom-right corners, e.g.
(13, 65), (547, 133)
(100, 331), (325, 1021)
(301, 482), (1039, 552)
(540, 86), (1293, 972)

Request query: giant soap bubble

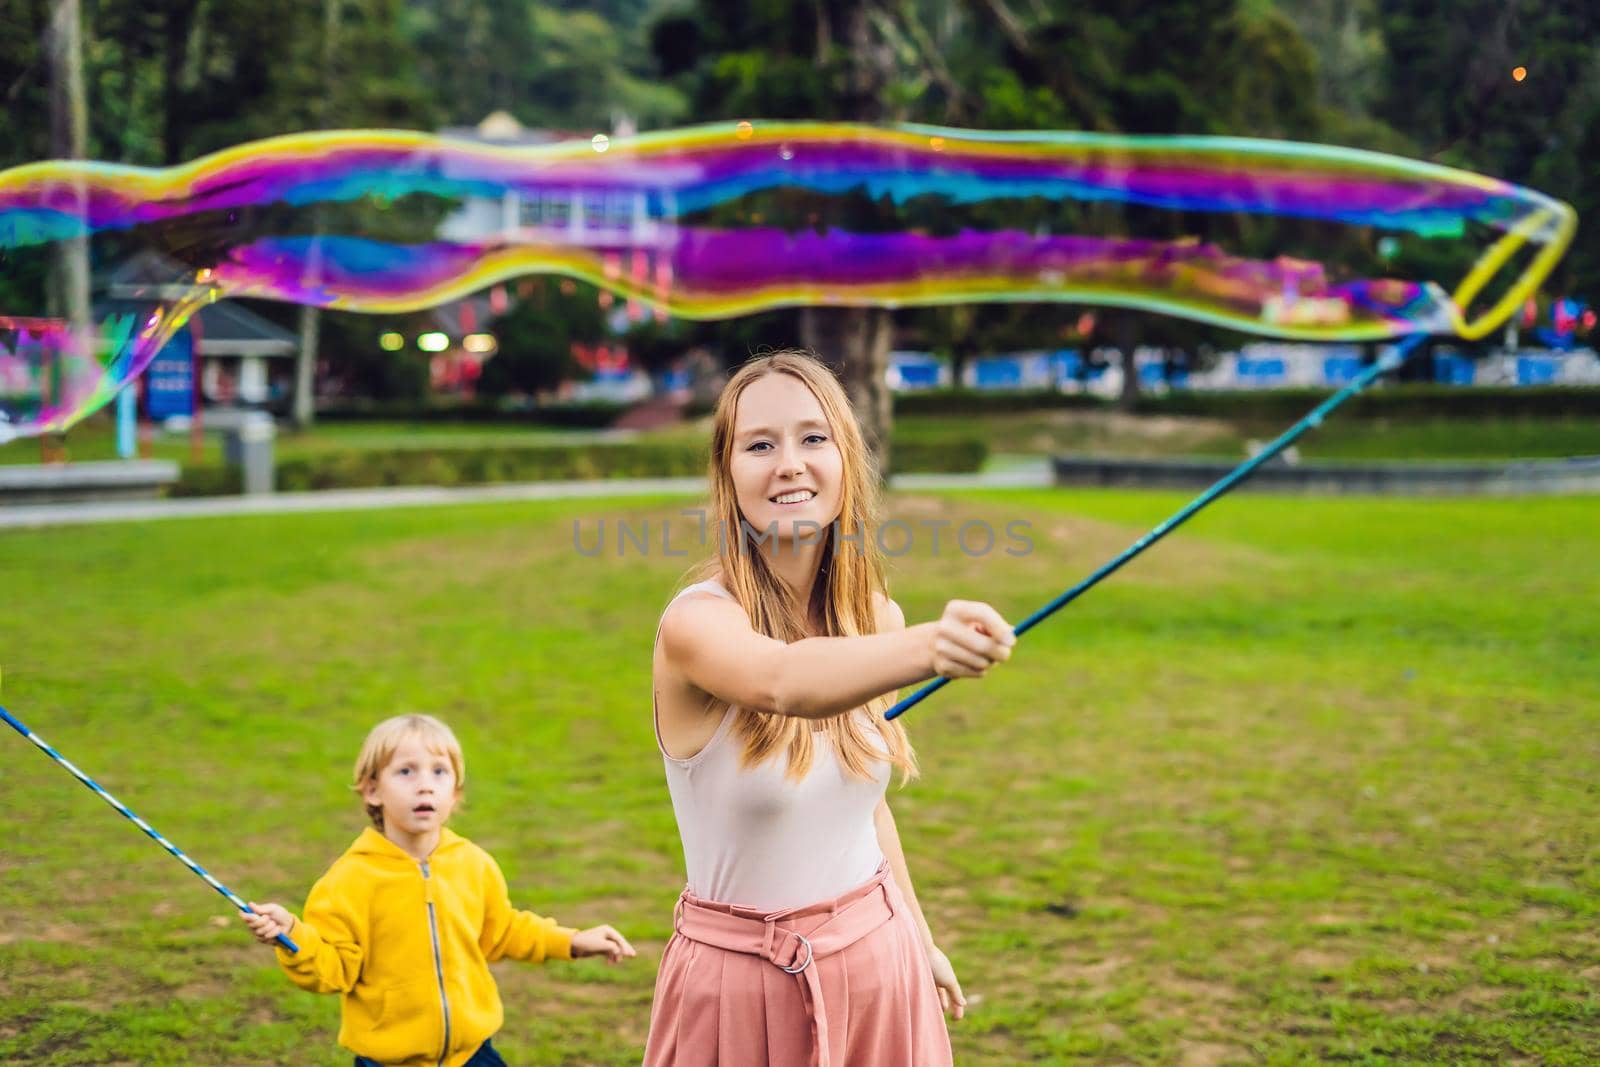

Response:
(0, 121), (1576, 441)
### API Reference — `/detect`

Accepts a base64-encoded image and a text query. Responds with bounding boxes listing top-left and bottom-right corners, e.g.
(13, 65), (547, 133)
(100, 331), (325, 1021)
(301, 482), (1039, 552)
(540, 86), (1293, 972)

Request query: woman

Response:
(644, 350), (1015, 1066)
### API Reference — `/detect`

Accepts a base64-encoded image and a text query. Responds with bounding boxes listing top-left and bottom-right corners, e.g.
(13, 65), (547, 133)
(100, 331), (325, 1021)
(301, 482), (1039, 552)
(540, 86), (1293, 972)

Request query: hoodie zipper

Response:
(421, 860), (451, 1067)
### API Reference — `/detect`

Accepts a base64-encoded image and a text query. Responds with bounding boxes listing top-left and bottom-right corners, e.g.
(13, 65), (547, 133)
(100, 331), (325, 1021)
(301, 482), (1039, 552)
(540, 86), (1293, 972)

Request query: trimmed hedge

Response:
(170, 466), (242, 497)
(171, 441), (705, 496)
(892, 386), (1600, 420)
(891, 438), (989, 474)
(1141, 386), (1600, 420)
(894, 389), (1107, 416)
(275, 441), (710, 492)
(315, 400), (629, 428)
(171, 436), (989, 496)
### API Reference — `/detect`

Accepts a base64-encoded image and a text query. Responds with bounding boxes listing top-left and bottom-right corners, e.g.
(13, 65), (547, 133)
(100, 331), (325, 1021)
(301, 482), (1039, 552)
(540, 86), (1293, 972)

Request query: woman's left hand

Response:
(927, 944), (967, 1019)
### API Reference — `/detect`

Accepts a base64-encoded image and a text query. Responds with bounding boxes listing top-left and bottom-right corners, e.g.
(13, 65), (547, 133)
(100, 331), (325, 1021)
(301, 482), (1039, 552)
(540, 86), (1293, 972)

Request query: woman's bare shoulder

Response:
(659, 580), (748, 657)
(872, 590), (906, 632)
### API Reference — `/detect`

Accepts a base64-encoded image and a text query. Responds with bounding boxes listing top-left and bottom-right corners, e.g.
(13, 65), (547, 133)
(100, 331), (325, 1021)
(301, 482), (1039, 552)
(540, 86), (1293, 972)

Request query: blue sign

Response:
(146, 326), (195, 420)
(1434, 354), (1475, 385)
(973, 357), (1022, 388)
(1323, 356), (1364, 384)
(1516, 356), (1561, 386)
(1236, 356), (1287, 383)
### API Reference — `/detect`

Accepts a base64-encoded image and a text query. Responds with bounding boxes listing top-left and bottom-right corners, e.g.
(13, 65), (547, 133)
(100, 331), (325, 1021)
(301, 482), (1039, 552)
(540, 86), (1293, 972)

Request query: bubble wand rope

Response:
(885, 333), (1428, 721)
(0, 680), (298, 952)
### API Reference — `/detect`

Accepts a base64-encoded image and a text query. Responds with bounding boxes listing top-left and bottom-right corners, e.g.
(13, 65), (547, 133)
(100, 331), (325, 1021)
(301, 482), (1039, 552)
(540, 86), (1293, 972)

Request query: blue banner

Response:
(145, 326), (195, 420)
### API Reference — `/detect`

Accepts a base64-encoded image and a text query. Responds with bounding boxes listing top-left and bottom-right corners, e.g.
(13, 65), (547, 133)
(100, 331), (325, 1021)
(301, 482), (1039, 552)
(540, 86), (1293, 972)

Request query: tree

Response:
(1370, 0), (1600, 302)
(478, 280), (603, 399)
(948, 0), (1324, 407)
(623, 317), (694, 383)
(652, 0), (1335, 431)
(653, 1), (916, 472)
(45, 0), (90, 338)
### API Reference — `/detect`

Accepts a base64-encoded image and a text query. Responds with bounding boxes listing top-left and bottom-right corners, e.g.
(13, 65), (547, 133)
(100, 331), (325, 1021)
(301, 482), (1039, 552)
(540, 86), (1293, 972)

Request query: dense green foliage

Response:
(5, 2), (1592, 407)
(646, 0), (1598, 404)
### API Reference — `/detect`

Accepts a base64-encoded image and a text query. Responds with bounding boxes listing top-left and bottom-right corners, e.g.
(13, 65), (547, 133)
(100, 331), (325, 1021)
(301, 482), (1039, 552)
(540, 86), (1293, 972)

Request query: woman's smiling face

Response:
(729, 372), (844, 540)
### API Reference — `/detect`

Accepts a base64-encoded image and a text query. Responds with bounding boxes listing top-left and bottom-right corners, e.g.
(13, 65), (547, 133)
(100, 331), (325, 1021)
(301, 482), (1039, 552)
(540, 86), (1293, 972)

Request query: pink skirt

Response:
(642, 865), (952, 1067)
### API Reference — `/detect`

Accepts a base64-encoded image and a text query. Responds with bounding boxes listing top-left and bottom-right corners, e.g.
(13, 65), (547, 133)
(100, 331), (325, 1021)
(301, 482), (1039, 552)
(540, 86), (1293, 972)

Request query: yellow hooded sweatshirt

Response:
(274, 827), (577, 1067)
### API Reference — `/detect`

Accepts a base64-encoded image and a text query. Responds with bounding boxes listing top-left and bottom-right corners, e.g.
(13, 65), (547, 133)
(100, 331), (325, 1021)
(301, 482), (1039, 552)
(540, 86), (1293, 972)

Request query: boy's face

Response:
(363, 738), (459, 837)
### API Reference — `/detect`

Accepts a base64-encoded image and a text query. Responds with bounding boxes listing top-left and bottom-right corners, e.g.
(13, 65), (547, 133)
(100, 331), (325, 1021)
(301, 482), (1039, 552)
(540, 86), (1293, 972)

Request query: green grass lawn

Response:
(1266, 416), (1600, 461)
(1, 489), (1597, 1064)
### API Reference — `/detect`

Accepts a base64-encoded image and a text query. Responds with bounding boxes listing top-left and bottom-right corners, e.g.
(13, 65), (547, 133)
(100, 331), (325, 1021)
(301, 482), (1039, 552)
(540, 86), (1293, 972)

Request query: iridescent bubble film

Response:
(0, 121), (1576, 440)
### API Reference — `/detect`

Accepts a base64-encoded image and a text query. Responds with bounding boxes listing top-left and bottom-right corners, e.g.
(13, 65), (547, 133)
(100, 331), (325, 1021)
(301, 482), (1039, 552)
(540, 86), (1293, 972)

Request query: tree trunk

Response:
(46, 0), (89, 462)
(1113, 313), (1141, 412)
(947, 305), (976, 390)
(801, 307), (893, 478)
(291, 0), (341, 428)
(950, 347), (971, 391)
(294, 305), (320, 425)
(810, 2), (899, 476)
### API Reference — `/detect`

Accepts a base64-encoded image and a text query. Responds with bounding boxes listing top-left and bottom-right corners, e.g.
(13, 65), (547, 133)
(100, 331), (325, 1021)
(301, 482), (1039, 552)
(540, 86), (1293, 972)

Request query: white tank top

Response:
(654, 579), (890, 910)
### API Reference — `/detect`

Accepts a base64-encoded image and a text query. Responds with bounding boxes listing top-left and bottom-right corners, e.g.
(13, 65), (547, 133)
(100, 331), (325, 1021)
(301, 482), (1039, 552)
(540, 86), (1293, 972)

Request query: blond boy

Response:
(243, 715), (634, 1067)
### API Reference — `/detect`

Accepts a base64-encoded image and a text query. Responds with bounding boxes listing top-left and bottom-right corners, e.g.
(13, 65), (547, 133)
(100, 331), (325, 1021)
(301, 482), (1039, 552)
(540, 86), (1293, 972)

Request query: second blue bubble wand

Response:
(0, 687), (298, 953)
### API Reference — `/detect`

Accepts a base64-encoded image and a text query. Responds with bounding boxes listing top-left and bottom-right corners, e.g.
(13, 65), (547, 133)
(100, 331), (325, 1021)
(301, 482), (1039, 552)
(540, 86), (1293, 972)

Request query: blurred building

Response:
(103, 250), (299, 411)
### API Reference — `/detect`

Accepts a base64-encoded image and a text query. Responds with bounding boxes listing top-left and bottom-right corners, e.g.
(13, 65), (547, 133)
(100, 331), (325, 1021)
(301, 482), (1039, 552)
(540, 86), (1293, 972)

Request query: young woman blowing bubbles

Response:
(643, 350), (1015, 1067)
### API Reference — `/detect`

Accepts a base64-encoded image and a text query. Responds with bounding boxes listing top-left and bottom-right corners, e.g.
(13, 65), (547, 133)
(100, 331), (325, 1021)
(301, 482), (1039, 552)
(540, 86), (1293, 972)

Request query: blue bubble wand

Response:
(0, 675), (298, 952)
(885, 334), (1427, 720)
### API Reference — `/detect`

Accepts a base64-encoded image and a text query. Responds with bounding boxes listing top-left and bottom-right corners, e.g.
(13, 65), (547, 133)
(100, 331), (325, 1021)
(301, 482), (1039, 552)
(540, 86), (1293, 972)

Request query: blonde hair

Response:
(697, 349), (918, 784)
(352, 714), (466, 829)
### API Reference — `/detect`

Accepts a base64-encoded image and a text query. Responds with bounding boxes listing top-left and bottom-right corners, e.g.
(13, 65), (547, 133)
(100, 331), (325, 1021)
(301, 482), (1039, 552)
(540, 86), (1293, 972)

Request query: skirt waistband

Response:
(671, 865), (898, 1067)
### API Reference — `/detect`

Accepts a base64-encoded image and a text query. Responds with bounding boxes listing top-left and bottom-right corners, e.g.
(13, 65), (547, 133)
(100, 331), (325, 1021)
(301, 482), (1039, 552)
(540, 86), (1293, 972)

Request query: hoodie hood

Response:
(347, 825), (467, 865)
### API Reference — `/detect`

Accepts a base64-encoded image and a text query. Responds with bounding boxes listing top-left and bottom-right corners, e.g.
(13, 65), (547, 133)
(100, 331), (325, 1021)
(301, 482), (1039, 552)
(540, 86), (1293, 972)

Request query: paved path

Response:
(0, 463), (1053, 530)
(612, 394), (691, 431)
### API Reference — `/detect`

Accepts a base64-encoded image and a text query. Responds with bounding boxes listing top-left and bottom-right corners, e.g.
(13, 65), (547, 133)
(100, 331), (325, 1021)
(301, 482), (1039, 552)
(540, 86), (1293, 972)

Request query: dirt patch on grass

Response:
(1177, 1039), (1249, 1066)
(1012, 410), (1241, 458)
(1438, 985), (1513, 1012)
(0, 922), (93, 947)
(1052, 953), (1130, 991)
(359, 521), (580, 583)
(888, 494), (1275, 590)
(1160, 975), (1244, 1006)
(1290, 947), (1350, 976)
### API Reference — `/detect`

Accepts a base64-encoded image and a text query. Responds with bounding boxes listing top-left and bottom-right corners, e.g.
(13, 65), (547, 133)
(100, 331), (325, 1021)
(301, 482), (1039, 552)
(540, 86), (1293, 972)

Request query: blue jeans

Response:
(355, 1039), (506, 1067)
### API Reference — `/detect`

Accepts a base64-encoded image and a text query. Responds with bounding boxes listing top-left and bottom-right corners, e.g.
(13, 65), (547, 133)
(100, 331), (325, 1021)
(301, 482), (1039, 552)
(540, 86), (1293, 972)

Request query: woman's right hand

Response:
(929, 600), (1016, 678)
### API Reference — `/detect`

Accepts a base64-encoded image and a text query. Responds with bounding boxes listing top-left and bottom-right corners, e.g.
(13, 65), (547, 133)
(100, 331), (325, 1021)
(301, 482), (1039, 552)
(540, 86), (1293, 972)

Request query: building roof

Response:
(439, 111), (599, 147)
(98, 250), (299, 357)
(96, 298), (300, 358)
(186, 299), (299, 357)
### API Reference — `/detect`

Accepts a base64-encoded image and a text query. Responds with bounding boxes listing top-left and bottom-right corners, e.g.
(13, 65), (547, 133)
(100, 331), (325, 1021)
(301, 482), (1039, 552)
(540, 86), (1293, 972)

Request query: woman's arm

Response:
(872, 594), (967, 1018)
(876, 796), (966, 1019)
(659, 591), (1013, 721)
